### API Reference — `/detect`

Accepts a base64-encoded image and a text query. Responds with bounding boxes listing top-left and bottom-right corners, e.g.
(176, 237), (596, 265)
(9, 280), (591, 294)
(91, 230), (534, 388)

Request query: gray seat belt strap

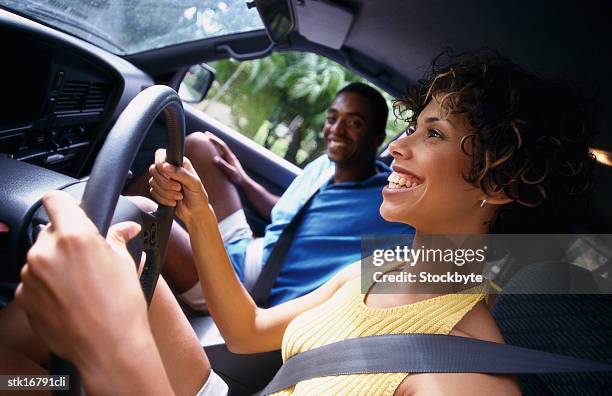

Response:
(258, 333), (612, 395)
(251, 167), (334, 307)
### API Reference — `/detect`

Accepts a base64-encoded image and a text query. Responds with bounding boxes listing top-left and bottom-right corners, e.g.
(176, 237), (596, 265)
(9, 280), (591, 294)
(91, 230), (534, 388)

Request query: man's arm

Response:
(205, 132), (279, 220)
(238, 174), (280, 221)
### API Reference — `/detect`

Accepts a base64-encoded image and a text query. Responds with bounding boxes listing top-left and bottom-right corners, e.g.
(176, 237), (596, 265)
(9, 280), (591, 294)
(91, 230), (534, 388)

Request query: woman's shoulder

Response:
(450, 300), (505, 343)
(395, 300), (520, 395)
(334, 261), (362, 284)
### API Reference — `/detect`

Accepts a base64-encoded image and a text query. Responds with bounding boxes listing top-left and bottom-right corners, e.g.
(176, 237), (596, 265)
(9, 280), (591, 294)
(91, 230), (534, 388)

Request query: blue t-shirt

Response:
(227, 155), (414, 306)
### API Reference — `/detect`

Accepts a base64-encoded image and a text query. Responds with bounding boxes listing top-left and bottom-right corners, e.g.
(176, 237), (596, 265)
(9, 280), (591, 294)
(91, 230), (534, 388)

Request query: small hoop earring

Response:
(480, 199), (487, 208)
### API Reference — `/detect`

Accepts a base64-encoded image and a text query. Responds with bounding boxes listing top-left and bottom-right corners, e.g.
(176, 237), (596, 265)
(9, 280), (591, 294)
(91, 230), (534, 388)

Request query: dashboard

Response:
(0, 9), (156, 280)
(0, 8), (153, 178)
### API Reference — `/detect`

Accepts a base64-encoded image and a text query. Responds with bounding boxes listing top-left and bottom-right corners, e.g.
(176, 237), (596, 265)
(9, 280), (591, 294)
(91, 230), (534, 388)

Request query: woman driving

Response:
(5, 51), (595, 395)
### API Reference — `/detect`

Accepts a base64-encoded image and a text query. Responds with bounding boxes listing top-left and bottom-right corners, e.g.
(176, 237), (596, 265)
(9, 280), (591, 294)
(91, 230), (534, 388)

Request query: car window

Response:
(0, 0), (263, 55)
(192, 52), (404, 168)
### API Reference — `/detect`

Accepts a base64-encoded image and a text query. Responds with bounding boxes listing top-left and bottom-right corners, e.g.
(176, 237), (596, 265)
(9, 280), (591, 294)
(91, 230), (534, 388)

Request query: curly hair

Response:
(394, 50), (597, 233)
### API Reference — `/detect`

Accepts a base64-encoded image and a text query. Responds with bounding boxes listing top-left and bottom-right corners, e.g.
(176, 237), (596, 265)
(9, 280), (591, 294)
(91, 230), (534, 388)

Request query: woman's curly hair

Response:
(394, 50), (597, 233)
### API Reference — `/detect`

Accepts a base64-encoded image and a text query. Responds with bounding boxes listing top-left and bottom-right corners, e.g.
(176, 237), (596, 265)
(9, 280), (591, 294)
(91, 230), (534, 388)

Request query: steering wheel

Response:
(49, 85), (185, 395)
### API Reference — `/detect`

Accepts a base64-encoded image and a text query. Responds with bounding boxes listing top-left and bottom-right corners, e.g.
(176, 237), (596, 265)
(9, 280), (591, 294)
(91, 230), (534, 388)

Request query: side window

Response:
(192, 52), (403, 168)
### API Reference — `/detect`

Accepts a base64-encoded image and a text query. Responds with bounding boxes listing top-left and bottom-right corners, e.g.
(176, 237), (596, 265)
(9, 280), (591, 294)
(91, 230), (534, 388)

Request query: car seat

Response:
(492, 261), (612, 395)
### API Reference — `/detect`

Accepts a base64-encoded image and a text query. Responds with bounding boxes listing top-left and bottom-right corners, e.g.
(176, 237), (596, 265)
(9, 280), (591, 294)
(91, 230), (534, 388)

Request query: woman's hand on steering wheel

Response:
(148, 148), (212, 224)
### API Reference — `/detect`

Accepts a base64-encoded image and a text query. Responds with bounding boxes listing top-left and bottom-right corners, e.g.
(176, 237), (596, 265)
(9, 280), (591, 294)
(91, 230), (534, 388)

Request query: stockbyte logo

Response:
(372, 271), (485, 285)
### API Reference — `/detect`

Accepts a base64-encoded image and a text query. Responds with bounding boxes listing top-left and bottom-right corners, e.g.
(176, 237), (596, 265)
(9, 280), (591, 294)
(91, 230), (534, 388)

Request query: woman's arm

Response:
(190, 212), (358, 353)
(150, 150), (358, 353)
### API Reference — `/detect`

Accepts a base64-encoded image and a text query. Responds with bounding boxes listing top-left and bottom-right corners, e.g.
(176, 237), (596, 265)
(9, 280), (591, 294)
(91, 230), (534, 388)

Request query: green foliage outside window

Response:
(194, 52), (404, 168)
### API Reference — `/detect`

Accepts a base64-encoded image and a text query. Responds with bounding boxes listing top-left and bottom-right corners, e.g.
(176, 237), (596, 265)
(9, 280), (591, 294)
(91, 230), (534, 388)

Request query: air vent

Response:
(54, 81), (109, 115)
(84, 83), (108, 111)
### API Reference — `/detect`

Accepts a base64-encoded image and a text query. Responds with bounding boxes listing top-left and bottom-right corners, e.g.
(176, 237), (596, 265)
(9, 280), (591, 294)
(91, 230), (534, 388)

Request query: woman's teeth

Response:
(387, 173), (422, 189)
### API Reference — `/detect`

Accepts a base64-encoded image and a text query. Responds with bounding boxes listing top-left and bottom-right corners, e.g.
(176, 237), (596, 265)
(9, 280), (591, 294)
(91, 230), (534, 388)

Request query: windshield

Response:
(0, 0), (264, 55)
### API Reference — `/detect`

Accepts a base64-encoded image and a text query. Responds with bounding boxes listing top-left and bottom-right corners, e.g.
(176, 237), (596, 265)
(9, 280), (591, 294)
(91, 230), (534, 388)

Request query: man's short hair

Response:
(336, 82), (388, 139)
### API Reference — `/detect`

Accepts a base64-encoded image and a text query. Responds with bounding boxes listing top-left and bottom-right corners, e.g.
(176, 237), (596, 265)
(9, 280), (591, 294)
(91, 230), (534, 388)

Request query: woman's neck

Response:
(416, 206), (493, 235)
(397, 231), (489, 294)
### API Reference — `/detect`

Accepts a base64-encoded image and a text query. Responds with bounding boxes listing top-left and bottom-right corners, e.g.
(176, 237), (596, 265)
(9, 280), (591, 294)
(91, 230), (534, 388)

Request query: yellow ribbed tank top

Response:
(272, 277), (488, 396)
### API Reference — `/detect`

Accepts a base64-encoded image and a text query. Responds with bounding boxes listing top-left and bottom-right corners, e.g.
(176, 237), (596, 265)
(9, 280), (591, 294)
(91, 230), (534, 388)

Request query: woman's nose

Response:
(388, 135), (412, 159)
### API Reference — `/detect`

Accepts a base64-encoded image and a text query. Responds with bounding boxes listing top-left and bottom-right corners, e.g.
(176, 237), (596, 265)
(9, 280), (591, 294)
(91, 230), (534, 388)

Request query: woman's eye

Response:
(405, 126), (417, 136)
(427, 129), (443, 139)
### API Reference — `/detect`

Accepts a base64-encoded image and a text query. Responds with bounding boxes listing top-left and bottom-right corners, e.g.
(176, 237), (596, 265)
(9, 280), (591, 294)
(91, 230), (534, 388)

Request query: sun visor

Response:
(294, 0), (354, 49)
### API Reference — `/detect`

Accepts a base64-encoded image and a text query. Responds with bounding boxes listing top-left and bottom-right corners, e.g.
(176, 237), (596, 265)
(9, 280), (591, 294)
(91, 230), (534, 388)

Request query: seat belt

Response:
(251, 166), (335, 307)
(258, 333), (612, 395)
(250, 193), (317, 307)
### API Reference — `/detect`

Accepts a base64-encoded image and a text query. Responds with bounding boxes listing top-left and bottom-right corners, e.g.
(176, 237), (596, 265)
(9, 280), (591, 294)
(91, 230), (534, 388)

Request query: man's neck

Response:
(332, 160), (378, 184)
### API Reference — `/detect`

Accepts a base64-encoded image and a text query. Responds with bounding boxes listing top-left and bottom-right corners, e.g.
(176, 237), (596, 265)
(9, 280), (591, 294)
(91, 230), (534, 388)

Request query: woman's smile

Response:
(383, 172), (426, 200)
(385, 171), (424, 190)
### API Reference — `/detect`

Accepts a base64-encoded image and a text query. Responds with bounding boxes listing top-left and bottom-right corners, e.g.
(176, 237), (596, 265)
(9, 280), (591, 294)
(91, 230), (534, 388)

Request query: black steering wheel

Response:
(50, 85), (185, 395)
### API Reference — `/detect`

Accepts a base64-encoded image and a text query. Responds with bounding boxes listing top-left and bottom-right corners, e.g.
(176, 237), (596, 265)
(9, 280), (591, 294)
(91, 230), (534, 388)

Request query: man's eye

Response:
(326, 117), (336, 124)
(347, 120), (363, 129)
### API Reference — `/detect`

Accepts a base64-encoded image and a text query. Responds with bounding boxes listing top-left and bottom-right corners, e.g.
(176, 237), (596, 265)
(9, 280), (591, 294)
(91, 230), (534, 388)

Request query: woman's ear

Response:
(479, 180), (515, 207)
(480, 193), (513, 206)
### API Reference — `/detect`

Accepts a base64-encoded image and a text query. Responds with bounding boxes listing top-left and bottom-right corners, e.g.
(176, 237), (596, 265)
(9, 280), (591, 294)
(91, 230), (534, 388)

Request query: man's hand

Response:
(206, 132), (279, 220)
(14, 191), (150, 369)
(148, 149), (214, 224)
(205, 131), (248, 187)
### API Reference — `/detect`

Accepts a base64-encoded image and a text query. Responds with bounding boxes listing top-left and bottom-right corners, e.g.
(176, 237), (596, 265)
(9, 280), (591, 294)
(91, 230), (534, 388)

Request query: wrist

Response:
(185, 203), (217, 230)
(79, 321), (172, 395)
(238, 173), (251, 189)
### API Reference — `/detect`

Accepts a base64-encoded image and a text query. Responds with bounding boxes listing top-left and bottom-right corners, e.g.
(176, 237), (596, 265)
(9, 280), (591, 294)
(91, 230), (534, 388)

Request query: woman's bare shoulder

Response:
(327, 260), (361, 289)
(394, 300), (521, 396)
(450, 300), (505, 342)
(342, 261), (362, 280)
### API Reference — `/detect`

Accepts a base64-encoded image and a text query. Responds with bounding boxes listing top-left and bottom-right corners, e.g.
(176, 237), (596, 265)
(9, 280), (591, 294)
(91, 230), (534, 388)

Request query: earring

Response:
(480, 199), (487, 208)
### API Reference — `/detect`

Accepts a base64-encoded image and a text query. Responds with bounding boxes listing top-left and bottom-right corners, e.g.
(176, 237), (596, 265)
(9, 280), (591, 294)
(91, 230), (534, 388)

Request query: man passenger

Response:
(127, 83), (414, 308)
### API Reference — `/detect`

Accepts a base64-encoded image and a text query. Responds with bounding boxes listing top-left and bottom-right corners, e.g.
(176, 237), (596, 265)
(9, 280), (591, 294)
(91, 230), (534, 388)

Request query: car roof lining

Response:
(322, 0), (612, 149)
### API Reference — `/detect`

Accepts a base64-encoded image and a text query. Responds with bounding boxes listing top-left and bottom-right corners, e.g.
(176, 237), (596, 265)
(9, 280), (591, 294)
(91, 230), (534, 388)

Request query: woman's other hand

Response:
(149, 148), (213, 223)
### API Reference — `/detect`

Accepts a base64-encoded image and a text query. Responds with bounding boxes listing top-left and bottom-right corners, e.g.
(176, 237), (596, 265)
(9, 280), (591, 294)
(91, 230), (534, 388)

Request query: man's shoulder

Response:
(274, 155), (332, 212)
(293, 155), (334, 191)
(302, 155), (333, 176)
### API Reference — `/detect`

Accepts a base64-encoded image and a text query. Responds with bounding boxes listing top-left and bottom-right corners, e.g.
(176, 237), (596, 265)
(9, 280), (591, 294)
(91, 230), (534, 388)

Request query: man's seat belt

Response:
(258, 333), (612, 395)
(251, 166), (335, 307)
(250, 193), (317, 307)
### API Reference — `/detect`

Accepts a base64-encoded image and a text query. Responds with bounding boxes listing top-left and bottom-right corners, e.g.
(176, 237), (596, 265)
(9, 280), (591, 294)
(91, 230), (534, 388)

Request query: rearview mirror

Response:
(252, 0), (294, 43)
(178, 64), (215, 103)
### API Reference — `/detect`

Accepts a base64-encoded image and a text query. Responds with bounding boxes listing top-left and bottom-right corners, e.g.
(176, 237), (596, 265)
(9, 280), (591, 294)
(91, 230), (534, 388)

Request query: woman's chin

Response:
(379, 202), (415, 226)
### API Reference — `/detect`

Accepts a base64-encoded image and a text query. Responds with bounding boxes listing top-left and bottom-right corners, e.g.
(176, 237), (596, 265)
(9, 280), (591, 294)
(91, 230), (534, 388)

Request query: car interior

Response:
(1, 0), (611, 395)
